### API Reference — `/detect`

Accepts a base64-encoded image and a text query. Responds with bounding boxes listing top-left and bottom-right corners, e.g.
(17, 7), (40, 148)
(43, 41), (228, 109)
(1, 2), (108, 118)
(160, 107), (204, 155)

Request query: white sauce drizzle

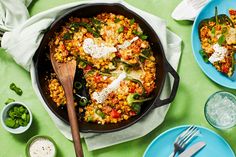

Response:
(29, 138), (56, 157)
(92, 72), (127, 103)
(83, 38), (117, 58)
(209, 43), (228, 63)
(117, 36), (139, 49)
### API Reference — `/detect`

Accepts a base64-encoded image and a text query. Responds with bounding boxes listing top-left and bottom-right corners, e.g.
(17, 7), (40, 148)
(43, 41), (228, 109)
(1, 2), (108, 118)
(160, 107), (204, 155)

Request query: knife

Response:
(178, 141), (206, 157)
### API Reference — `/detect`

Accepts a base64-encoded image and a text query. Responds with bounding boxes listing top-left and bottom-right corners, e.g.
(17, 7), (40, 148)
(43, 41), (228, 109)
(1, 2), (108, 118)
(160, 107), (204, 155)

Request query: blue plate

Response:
(192, 0), (236, 89)
(143, 125), (235, 157)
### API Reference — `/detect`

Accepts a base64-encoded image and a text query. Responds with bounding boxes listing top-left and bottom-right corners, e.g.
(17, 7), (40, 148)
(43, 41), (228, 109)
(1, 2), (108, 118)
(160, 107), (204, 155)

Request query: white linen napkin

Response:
(0, 0), (32, 31)
(1, 0), (182, 151)
(171, 0), (209, 21)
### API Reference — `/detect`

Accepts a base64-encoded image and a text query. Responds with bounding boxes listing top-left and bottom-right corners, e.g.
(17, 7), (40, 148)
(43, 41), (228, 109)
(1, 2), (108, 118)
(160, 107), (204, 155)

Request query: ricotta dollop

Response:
(83, 38), (117, 59)
(209, 43), (228, 63)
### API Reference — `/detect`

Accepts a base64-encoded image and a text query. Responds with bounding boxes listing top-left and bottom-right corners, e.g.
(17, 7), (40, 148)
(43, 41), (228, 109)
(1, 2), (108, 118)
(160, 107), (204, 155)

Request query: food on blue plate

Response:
(229, 9), (236, 24)
(48, 13), (157, 124)
(198, 7), (235, 77)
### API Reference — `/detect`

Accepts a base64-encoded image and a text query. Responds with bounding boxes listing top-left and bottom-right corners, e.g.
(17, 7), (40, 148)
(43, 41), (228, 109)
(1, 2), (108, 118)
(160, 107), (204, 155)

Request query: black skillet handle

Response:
(153, 61), (180, 108)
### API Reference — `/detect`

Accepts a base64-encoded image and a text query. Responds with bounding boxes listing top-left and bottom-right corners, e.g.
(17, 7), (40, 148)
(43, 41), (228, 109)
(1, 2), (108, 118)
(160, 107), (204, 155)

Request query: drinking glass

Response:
(204, 91), (236, 129)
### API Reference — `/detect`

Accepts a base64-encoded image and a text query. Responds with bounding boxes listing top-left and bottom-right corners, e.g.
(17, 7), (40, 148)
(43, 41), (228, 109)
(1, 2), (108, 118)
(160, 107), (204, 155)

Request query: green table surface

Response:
(0, 0), (236, 156)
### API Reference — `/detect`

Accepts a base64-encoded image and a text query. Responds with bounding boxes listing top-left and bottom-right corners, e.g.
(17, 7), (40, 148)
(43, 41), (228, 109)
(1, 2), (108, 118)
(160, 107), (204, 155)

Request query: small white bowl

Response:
(1, 102), (33, 134)
(25, 135), (57, 157)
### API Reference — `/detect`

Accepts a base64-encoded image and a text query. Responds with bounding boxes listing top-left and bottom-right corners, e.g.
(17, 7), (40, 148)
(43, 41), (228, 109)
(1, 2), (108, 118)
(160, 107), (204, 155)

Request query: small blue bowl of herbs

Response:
(1, 102), (32, 134)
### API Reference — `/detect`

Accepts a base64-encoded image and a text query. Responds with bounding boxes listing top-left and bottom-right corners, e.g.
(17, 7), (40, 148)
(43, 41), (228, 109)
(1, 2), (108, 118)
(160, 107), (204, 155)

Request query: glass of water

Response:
(204, 91), (236, 129)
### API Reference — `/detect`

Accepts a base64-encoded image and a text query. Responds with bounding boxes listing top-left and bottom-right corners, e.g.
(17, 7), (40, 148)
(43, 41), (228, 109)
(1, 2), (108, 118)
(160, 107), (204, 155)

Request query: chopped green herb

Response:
(26, 114), (30, 123)
(21, 113), (27, 120)
(111, 59), (118, 67)
(138, 49), (153, 63)
(141, 49), (152, 57)
(87, 116), (93, 122)
(218, 35), (226, 45)
(70, 23), (79, 32)
(211, 27), (215, 35)
(124, 65), (131, 73)
(199, 50), (209, 62)
(140, 34), (148, 40)
(19, 119), (24, 126)
(130, 18), (135, 25)
(10, 83), (23, 96)
(4, 104), (30, 128)
(139, 56), (146, 63)
(8, 110), (15, 119)
(5, 98), (15, 105)
(132, 30), (148, 40)
(70, 22), (100, 37)
(95, 109), (105, 119)
(85, 70), (95, 76)
(99, 70), (111, 76)
(14, 120), (19, 128)
(90, 18), (101, 25)
(114, 18), (121, 23)
(90, 18), (102, 31)
(5, 118), (15, 128)
(132, 30), (141, 36)
(118, 26), (124, 33)
(63, 33), (72, 40)
(19, 106), (26, 113)
(132, 103), (141, 114)
(78, 61), (87, 69)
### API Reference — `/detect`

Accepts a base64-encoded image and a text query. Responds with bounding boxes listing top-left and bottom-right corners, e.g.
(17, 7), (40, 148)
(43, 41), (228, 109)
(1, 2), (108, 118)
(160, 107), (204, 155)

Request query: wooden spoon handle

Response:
(64, 84), (84, 157)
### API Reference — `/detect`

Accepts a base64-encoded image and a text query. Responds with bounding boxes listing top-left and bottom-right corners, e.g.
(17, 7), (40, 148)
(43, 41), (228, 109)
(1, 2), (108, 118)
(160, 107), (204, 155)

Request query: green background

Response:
(0, 0), (235, 156)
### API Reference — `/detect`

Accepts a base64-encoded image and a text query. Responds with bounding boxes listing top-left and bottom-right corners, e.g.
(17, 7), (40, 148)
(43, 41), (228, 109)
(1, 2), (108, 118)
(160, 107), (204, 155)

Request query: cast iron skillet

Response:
(33, 3), (179, 133)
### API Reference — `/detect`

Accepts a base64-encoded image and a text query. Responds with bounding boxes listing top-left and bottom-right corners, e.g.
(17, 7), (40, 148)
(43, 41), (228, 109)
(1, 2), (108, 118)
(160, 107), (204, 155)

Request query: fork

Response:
(169, 125), (200, 157)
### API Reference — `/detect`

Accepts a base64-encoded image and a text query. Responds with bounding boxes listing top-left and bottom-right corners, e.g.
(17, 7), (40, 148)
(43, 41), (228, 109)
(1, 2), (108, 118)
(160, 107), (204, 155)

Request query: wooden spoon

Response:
(50, 50), (83, 157)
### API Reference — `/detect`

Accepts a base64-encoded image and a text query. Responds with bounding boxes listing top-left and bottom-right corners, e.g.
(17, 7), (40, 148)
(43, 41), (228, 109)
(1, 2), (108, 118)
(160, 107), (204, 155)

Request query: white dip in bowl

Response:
(26, 136), (56, 157)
